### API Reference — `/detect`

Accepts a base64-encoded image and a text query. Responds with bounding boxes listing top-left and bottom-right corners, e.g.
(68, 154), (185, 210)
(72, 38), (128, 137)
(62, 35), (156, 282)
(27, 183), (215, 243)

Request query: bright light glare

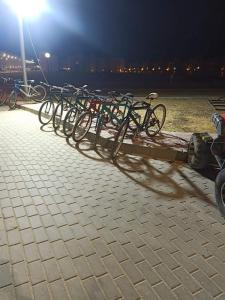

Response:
(5, 0), (48, 18)
(44, 52), (51, 58)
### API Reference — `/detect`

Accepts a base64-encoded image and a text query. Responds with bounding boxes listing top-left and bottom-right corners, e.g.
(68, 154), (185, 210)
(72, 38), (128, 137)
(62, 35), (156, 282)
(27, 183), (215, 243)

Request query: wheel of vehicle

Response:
(63, 107), (79, 137)
(215, 169), (225, 218)
(53, 102), (64, 130)
(127, 102), (142, 131)
(72, 111), (92, 142)
(0, 90), (8, 106)
(38, 100), (55, 125)
(187, 133), (210, 170)
(146, 104), (166, 137)
(8, 91), (17, 110)
(94, 116), (103, 146)
(111, 120), (129, 159)
(32, 85), (47, 102)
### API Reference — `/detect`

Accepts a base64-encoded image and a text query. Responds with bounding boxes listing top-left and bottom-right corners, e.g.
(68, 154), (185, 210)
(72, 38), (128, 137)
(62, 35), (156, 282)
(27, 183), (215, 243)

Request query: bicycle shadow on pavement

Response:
(66, 137), (109, 162)
(40, 124), (55, 133)
(114, 155), (215, 207)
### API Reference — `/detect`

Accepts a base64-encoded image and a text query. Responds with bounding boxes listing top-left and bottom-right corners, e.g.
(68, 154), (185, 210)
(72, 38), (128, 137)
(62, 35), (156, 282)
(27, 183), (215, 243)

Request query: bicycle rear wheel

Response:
(146, 104), (166, 137)
(8, 91), (17, 110)
(72, 111), (92, 142)
(32, 85), (47, 102)
(63, 107), (79, 136)
(111, 120), (129, 159)
(38, 100), (55, 125)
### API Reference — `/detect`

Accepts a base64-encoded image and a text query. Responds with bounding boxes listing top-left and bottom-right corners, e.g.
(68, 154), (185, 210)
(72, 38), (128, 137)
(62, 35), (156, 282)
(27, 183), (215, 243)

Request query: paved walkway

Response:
(0, 108), (225, 300)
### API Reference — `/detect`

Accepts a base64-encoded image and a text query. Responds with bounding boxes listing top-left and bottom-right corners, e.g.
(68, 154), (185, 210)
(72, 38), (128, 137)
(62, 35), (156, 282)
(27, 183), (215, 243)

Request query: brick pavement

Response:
(0, 108), (225, 300)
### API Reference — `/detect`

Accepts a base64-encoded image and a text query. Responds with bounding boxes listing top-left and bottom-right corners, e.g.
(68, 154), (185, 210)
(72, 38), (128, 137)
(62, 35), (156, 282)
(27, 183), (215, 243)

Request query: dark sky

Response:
(1, 0), (225, 62)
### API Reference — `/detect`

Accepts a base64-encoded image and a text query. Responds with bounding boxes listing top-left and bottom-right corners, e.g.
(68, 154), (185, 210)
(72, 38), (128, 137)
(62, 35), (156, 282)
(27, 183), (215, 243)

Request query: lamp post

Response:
(18, 16), (28, 88)
(5, 0), (47, 88)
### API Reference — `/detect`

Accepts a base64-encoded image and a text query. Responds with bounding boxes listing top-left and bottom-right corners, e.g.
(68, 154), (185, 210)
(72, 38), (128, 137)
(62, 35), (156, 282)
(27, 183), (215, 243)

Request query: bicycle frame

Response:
(126, 103), (152, 131)
(14, 84), (38, 98)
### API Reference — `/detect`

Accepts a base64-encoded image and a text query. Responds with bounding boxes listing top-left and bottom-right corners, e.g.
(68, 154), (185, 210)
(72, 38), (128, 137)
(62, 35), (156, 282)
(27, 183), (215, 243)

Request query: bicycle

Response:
(38, 85), (72, 125)
(111, 93), (166, 158)
(0, 77), (14, 106)
(8, 80), (46, 109)
(63, 89), (104, 137)
(53, 85), (92, 131)
(71, 92), (132, 143)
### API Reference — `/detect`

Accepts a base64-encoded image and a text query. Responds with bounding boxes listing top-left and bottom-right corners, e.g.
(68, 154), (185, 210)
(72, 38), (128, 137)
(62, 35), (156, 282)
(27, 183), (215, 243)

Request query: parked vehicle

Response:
(187, 112), (225, 217)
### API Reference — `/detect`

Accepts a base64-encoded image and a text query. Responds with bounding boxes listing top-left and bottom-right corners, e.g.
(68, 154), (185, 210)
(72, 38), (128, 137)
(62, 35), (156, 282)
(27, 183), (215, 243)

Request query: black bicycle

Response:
(111, 93), (166, 158)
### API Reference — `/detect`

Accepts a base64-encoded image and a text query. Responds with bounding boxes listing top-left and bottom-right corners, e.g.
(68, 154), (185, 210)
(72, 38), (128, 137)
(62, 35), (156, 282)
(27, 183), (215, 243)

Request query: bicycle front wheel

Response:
(63, 107), (79, 137)
(94, 116), (103, 146)
(8, 91), (17, 110)
(53, 102), (64, 130)
(72, 111), (92, 142)
(32, 85), (47, 102)
(111, 120), (129, 159)
(38, 100), (55, 125)
(146, 104), (166, 137)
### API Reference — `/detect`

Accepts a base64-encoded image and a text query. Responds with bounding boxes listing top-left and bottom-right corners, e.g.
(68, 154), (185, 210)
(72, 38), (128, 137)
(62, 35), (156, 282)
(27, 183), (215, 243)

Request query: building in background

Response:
(0, 52), (38, 73)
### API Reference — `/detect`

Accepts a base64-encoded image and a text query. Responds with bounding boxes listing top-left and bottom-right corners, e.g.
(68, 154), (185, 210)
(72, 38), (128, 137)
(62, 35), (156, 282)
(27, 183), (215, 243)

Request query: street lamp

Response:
(44, 52), (51, 59)
(5, 0), (48, 88)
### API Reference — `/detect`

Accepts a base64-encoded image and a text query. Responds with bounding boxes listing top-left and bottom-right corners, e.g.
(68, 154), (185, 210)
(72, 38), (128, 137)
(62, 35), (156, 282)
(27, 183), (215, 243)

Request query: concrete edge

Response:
(18, 103), (188, 162)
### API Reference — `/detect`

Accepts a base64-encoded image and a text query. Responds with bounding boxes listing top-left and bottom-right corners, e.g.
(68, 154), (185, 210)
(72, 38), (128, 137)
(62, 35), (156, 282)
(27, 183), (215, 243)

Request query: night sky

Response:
(1, 0), (225, 62)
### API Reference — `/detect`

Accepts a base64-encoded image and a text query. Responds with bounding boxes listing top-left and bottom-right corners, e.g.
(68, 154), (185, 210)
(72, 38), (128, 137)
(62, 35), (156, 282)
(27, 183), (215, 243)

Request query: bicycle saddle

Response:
(27, 80), (35, 84)
(125, 93), (134, 98)
(146, 92), (158, 100)
(93, 89), (102, 94)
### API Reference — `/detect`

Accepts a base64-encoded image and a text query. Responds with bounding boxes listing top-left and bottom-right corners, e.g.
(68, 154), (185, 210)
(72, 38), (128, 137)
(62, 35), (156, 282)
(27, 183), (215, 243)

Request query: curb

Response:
(18, 103), (188, 162)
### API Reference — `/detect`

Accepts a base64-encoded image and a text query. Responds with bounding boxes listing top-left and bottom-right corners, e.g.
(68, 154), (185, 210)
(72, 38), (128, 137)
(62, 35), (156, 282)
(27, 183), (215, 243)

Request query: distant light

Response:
(5, 0), (48, 19)
(44, 52), (51, 59)
(3, 53), (6, 57)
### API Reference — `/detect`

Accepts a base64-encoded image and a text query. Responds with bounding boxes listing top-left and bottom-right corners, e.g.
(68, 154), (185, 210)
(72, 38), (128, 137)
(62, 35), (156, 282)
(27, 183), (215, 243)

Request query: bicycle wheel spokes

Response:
(32, 85), (47, 102)
(111, 120), (128, 159)
(63, 107), (78, 137)
(72, 111), (92, 142)
(38, 101), (55, 125)
(146, 104), (166, 137)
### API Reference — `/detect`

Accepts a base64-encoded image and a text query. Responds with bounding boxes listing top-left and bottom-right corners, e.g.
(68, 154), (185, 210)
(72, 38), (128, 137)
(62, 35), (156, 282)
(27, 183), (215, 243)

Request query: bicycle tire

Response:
(38, 100), (55, 125)
(0, 86), (8, 105)
(111, 120), (129, 159)
(63, 107), (79, 137)
(32, 85), (47, 102)
(94, 116), (103, 146)
(8, 91), (17, 110)
(72, 111), (92, 142)
(145, 104), (166, 137)
(53, 102), (64, 130)
(215, 169), (225, 218)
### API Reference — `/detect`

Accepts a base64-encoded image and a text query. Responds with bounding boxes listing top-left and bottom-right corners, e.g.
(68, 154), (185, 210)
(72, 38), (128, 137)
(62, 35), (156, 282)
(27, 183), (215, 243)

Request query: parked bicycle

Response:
(111, 93), (166, 158)
(8, 79), (46, 109)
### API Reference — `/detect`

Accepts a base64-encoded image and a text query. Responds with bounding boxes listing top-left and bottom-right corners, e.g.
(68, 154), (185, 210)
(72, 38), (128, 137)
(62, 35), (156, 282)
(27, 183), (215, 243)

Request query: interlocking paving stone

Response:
(66, 277), (89, 300)
(1, 109), (225, 299)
